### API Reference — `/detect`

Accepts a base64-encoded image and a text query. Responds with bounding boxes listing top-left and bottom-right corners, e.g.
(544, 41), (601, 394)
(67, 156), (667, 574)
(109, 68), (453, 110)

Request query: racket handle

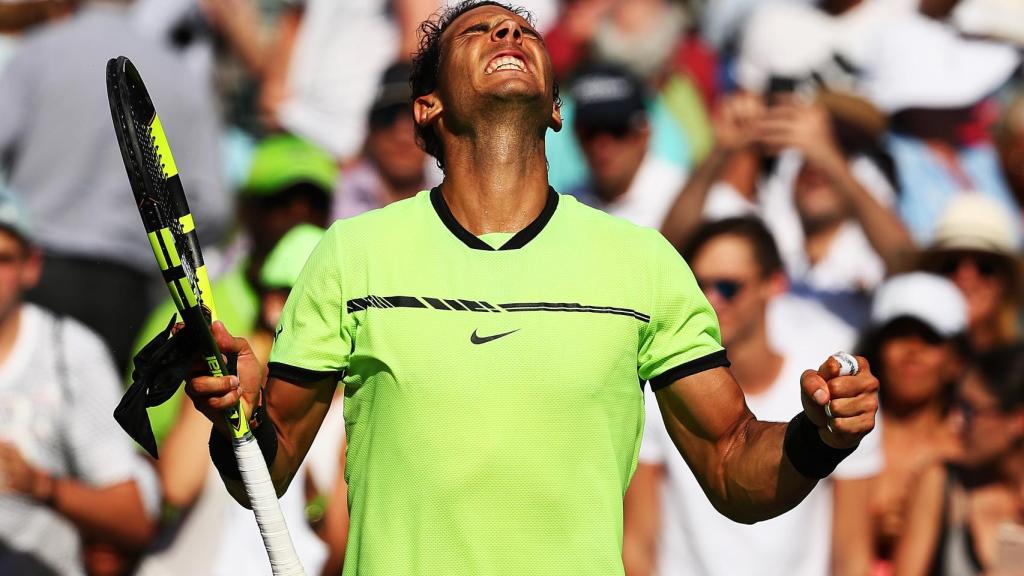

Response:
(234, 435), (307, 576)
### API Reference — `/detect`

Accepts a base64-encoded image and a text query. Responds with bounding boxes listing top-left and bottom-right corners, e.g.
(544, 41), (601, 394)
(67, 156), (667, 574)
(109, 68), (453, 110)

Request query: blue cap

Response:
(0, 185), (33, 243)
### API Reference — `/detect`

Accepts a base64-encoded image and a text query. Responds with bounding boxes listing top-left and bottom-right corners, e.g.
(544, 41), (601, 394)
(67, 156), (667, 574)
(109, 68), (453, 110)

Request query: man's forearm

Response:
(710, 416), (817, 524)
(46, 478), (156, 549)
(820, 156), (912, 272)
(660, 147), (731, 249)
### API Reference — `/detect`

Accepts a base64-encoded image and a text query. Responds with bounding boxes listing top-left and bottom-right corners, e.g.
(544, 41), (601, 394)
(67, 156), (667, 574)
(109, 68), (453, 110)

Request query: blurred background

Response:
(0, 0), (1022, 575)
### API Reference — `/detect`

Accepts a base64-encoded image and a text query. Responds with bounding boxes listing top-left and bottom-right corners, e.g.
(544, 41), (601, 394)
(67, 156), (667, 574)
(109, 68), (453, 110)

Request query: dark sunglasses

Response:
(952, 398), (1001, 423)
(936, 253), (1004, 278)
(696, 278), (747, 302)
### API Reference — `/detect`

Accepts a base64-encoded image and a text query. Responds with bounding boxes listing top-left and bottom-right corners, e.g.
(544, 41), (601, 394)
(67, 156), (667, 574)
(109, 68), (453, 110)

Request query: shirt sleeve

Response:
(63, 319), (161, 516)
(638, 231), (728, 390)
(268, 223), (350, 383)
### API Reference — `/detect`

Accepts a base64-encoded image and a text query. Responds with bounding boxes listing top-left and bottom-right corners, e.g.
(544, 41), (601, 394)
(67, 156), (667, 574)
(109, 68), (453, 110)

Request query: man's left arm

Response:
(652, 356), (877, 524)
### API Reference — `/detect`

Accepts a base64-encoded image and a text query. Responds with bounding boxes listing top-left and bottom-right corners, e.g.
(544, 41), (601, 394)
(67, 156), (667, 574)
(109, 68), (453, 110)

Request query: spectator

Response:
(920, 195), (1022, 353)
(856, 273), (969, 571)
(0, 187), (159, 575)
(543, 0), (712, 192)
(256, 223), (349, 576)
(661, 92), (911, 328)
(568, 64), (686, 228)
(897, 343), (1024, 576)
(265, 0), (438, 160)
(860, 10), (1021, 243)
(624, 217), (882, 576)
(333, 61), (436, 220)
(0, 0), (228, 371)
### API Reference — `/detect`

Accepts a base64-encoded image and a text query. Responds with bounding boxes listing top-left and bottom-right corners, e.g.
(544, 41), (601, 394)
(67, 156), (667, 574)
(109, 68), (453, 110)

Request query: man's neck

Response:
(802, 219), (843, 266)
(440, 115), (551, 235)
(728, 323), (784, 396)
(0, 305), (23, 367)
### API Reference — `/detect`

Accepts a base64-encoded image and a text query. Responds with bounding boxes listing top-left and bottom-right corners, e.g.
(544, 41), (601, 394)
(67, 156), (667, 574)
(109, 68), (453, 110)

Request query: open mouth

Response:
(485, 55), (527, 75)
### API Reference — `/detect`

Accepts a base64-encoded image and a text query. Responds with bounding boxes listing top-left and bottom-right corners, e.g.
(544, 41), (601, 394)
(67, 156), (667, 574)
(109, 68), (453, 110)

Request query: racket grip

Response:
(234, 435), (307, 576)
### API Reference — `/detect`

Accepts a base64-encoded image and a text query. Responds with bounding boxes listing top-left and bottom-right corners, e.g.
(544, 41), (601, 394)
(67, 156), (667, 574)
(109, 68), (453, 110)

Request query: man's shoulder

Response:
(330, 190), (428, 233)
(558, 192), (663, 241)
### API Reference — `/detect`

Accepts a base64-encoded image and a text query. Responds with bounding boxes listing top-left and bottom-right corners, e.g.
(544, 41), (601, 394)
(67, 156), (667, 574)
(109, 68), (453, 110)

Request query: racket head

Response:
(106, 56), (225, 371)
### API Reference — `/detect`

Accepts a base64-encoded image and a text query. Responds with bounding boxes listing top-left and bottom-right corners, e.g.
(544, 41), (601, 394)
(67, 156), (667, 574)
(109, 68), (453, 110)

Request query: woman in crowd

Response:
(856, 273), (970, 572)
(922, 195), (1022, 354)
(896, 343), (1024, 576)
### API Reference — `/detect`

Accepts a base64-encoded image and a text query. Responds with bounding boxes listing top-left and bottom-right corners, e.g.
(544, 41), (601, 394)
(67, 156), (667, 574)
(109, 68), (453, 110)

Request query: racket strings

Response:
(133, 113), (209, 315)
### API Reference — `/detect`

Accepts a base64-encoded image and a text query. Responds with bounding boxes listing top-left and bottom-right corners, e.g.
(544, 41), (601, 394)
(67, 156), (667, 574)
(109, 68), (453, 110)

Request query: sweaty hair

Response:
(975, 343), (1024, 412)
(680, 217), (784, 278)
(409, 0), (558, 172)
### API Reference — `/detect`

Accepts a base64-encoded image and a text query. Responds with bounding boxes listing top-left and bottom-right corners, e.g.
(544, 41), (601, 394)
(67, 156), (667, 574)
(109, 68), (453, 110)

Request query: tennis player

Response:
(186, 2), (879, 574)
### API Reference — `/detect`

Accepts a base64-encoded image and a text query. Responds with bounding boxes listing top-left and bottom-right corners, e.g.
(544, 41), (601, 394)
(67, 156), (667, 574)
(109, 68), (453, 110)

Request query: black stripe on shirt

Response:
(648, 349), (731, 391)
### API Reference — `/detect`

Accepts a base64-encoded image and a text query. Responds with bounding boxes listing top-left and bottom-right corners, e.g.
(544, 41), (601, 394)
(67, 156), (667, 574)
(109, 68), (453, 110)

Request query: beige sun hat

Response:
(930, 194), (1019, 255)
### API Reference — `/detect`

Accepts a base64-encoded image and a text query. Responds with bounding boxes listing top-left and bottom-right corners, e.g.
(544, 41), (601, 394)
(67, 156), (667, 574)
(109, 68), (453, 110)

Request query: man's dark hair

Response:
(409, 0), (559, 172)
(680, 217), (784, 278)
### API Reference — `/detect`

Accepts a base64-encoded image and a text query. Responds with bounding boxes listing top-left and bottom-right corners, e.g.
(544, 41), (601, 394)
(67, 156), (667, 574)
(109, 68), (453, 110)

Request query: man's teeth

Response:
(485, 56), (525, 74)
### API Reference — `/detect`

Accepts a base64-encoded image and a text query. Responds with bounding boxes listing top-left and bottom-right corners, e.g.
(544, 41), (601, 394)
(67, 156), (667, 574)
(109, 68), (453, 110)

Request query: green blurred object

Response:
(242, 134), (338, 197)
(260, 224), (326, 290)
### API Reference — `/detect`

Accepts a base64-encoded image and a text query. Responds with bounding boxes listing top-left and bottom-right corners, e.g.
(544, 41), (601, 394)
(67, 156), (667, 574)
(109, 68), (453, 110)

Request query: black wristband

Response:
(209, 404), (279, 481)
(783, 412), (856, 479)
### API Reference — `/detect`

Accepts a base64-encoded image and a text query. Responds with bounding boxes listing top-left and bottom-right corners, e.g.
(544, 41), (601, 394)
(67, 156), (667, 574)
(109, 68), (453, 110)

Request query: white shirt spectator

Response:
(278, 0), (397, 161)
(0, 305), (160, 576)
(640, 318), (883, 576)
(704, 151), (894, 326)
(573, 153), (687, 229)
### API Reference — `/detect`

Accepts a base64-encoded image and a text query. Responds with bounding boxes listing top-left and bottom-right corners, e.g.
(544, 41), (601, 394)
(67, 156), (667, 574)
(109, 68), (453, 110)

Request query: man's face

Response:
(793, 163), (847, 230)
(690, 234), (781, 347)
(430, 5), (560, 127)
(367, 105), (426, 187)
(0, 230), (40, 322)
(576, 122), (649, 200)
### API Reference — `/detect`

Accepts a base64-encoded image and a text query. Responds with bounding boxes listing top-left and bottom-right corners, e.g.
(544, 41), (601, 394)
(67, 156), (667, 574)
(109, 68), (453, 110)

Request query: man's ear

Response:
(414, 93), (443, 130)
(550, 100), (563, 132)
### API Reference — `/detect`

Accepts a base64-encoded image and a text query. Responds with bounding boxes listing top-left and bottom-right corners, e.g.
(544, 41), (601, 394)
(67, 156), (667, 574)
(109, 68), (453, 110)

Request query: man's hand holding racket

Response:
(800, 352), (880, 450)
(185, 322), (264, 438)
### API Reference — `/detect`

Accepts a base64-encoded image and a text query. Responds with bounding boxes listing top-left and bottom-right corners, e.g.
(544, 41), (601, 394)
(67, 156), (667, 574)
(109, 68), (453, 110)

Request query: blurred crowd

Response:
(0, 0), (1022, 575)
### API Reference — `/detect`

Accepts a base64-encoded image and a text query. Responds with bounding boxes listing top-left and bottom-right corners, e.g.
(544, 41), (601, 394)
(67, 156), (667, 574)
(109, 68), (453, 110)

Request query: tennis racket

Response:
(106, 56), (305, 576)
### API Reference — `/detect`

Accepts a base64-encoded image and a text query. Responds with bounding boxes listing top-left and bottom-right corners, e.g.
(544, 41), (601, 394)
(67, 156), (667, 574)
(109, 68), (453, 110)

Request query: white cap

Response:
(861, 13), (1020, 112)
(930, 194), (1020, 255)
(871, 273), (968, 337)
(735, 3), (836, 93)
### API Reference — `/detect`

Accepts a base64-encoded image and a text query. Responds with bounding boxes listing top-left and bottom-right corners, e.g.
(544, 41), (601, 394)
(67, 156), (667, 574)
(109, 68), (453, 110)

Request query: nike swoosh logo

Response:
(470, 328), (519, 345)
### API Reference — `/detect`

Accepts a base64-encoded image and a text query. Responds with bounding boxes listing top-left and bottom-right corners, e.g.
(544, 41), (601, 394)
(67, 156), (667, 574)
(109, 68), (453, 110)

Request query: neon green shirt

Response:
(269, 189), (727, 575)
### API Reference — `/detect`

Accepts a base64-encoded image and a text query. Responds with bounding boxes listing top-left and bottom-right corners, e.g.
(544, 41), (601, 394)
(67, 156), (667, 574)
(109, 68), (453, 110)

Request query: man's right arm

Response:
(187, 322), (337, 506)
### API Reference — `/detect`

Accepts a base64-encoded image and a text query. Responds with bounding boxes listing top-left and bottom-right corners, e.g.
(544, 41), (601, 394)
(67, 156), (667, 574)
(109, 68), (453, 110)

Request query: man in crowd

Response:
(624, 217), (881, 576)
(333, 61), (436, 219)
(0, 0), (227, 370)
(569, 63), (687, 229)
(186, 3), (878, 574)
(661, 92), (912, 328)
(0, 188), (159, 575)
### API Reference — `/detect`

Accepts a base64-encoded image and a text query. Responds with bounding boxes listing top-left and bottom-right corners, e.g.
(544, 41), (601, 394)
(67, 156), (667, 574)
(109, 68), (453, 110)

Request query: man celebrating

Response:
(187, 2), (879, 574)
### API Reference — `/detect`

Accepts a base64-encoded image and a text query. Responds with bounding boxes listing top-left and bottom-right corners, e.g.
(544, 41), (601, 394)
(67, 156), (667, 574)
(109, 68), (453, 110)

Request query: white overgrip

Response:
(234, 435), (307, 576)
